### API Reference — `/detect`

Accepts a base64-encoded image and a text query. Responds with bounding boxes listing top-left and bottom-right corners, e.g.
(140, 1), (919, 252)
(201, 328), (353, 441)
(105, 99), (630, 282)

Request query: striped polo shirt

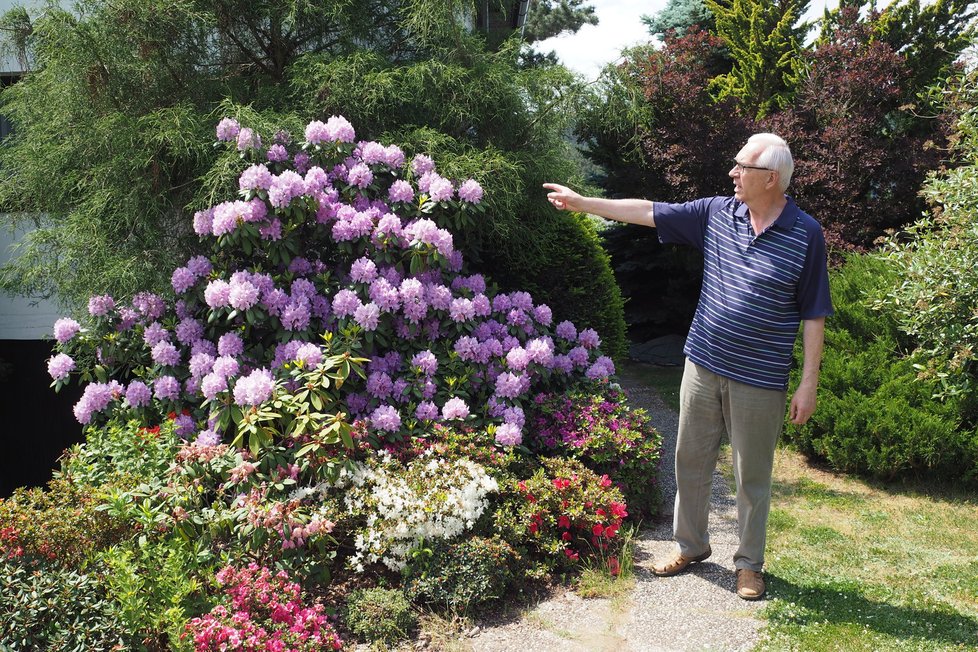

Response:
(653, 196), (833, 390)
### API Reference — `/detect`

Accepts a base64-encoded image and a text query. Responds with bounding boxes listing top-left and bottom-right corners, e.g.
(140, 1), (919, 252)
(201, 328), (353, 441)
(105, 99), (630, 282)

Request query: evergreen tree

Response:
(643, 0), (716, 39)
(0, 0), (627, 355)
(706, 0), (811, 118)
(821, 0), (976, 102)
(523, 0), (599, 43)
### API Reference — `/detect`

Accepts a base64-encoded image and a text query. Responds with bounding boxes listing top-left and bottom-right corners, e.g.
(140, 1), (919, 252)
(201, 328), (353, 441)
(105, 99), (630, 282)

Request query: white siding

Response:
(0, 220), (60, 339)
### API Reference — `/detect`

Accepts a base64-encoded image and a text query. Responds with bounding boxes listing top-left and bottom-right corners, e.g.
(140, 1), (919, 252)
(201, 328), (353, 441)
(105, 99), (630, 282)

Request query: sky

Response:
(536, 0), (838, 82)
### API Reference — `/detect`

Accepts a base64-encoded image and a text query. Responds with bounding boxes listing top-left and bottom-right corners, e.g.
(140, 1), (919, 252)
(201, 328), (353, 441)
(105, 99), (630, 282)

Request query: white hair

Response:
(748, 133), (793, 192)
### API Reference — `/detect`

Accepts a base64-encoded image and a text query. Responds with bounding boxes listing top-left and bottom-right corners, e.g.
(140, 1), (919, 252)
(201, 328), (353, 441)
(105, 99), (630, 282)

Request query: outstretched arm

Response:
(543, 183), (655, 227)
(789, 317), (825, 425)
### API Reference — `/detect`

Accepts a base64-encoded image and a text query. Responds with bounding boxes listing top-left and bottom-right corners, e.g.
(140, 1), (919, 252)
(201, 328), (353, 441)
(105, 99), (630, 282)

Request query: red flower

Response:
(564, 548), (579, 561)
(592, 523), (605, 537)
(558, 515), (571, 529)
(608, 557), (620, 576)
(604, 523), (619, 538)
(610, 502), (628, 519)
(595, 508), (606, 518)
(599, 474), (612, 488)
(562, 531), (572, 541)
(529, 522), (539, 535)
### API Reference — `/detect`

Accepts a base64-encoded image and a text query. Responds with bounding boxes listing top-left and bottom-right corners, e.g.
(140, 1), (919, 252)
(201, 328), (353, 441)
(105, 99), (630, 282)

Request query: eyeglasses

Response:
(732, 161), (773, 173)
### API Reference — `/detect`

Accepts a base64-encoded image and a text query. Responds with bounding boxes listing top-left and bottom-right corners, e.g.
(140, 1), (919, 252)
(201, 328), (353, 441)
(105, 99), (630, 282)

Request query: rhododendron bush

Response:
(51, 115), (615, 454)
(13, 116), (662, 648)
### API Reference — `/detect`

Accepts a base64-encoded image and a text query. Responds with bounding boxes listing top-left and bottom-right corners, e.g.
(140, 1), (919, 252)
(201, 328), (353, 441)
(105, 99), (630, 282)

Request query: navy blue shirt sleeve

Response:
(796, 217), (834, 320)
(652, 197), (731, 251)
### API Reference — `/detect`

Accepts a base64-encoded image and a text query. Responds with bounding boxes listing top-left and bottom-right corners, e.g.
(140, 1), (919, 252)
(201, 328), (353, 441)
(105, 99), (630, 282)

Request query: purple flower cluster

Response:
(51, 115), (617, 449)
(53, 318), (81, 344)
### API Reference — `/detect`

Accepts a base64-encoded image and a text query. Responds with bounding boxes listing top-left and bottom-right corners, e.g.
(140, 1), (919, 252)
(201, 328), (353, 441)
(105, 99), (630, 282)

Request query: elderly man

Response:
(543, 133), (832, 600)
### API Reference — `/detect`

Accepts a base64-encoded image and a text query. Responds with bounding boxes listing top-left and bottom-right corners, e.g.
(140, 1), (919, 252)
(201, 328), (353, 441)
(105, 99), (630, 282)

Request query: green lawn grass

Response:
(629, 360), (978, 650)
(755, 450), (978, 651)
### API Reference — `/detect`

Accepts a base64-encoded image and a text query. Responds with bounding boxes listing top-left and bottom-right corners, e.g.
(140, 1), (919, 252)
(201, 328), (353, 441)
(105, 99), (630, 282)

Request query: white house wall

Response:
(0, 220), (60, 339)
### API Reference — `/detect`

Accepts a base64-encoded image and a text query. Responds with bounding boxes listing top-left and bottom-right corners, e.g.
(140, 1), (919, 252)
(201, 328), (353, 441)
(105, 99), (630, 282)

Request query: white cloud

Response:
(536, 0), (667, 82)
(535, 0), (840, 81)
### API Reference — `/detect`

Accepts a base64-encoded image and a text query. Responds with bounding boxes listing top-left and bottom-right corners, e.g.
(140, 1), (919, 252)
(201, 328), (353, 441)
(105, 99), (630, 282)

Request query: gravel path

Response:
(463, 364), (766, 652)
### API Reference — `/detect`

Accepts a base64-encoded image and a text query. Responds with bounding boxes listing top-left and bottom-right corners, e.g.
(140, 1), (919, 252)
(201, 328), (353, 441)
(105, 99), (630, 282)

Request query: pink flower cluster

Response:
(184, 564), (343, 652)
(51, 116), (616, 448)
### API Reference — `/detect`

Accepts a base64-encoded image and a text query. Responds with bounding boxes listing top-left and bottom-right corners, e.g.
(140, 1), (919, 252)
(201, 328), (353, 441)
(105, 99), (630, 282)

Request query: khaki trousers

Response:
(673, 359), (786, 572)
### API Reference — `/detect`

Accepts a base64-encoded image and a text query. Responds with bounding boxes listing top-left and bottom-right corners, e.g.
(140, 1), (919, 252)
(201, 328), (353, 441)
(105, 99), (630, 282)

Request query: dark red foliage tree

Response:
(762, 8), (951, 250)
(632, 28), (753, 202)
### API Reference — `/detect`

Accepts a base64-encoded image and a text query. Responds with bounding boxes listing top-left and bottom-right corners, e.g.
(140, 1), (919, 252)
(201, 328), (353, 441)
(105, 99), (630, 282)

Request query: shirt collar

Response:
(732, 196), (800, 231)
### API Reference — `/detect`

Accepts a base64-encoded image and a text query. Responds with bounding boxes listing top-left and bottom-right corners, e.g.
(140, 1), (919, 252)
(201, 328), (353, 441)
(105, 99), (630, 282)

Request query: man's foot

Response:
(736, 569), (766, 600)
(652, 547), (712, 577)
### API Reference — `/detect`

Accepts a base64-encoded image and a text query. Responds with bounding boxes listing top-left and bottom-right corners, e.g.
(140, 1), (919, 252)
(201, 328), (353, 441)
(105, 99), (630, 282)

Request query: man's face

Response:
(729, 144), (776, 203)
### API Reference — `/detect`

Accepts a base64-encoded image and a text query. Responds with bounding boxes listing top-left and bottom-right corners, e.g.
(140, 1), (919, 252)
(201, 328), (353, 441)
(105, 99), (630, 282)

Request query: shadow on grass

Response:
(769, 476), (868, 508)
(763, 573), (978, 648)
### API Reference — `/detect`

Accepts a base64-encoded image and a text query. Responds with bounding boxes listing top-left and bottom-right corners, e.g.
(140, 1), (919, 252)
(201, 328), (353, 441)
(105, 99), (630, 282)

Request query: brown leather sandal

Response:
(736, 568), (766, 600)
(652, 547), (712, 577)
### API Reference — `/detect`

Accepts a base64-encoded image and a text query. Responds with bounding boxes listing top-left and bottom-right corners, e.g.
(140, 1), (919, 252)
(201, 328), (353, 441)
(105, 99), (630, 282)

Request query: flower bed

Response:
(0, 116), (662, 650)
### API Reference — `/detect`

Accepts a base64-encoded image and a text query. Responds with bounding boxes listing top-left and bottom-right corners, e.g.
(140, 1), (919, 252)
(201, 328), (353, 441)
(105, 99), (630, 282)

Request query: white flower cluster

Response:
(343, 452), (498, 572)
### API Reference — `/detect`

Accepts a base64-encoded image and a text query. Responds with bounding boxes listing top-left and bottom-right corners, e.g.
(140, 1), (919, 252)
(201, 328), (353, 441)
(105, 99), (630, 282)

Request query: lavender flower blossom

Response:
(457, 179), (484, 204)
(88, 295), (115, 317)
(370, 405), (401, 432)
(151, 341), (181, 367)
(47, 353), (75, 380)
(216, 118), (240, 141)
(494, 422), (522, 446)
(154, 375), (181, 401)
(124, 381), (152, 408)
(217, 332), (244, 357)
(441, 397), (470, 420)
(232, 368), (275, 406)
(53, 318), (81, 344)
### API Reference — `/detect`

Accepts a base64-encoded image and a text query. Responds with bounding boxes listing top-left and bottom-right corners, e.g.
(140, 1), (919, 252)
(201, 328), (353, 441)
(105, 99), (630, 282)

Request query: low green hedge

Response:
(786, 253), (978, 484)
